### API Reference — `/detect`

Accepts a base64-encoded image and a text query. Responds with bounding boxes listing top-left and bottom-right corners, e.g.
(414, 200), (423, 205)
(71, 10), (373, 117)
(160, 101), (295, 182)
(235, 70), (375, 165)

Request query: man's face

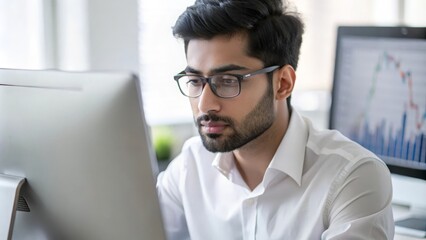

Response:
(186, 34), (276, 152)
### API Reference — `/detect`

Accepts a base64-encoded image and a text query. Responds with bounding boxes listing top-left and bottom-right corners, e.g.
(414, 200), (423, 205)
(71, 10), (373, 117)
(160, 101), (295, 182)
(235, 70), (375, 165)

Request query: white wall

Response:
(0, 0), (139, 72)
(0, 0), (52, 69)
(86, 0), (139, 72)
(56, 0), (139, 72)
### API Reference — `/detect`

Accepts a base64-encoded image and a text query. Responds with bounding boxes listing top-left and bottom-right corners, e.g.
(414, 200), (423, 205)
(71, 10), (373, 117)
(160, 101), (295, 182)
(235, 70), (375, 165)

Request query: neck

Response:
(233, 107), (290, 190)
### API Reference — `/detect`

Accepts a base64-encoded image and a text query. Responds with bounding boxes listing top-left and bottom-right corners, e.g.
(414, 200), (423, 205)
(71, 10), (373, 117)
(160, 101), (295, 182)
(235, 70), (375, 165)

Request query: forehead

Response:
(186, 34), (263, 73)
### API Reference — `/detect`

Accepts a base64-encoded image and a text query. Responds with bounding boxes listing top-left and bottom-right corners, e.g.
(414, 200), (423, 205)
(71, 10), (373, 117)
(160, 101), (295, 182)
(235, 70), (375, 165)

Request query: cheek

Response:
(239, 82), (269, 106)
(236, 83), (271, 113)
(189, 98), (199, 114)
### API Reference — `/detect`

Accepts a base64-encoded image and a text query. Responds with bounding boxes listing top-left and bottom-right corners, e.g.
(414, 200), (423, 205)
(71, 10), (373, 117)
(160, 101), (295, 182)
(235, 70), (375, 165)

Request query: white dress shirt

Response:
(157, 110), (394, 240)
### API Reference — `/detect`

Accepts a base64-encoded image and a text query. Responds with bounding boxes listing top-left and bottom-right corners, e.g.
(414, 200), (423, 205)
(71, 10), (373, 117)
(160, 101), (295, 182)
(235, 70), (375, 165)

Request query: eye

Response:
(216, 75), (239, 86)
(185, 76), (203, 86)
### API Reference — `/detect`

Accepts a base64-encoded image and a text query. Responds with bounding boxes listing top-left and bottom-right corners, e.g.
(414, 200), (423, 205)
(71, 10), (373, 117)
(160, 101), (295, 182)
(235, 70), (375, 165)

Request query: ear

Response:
(274, 65), (296, 100)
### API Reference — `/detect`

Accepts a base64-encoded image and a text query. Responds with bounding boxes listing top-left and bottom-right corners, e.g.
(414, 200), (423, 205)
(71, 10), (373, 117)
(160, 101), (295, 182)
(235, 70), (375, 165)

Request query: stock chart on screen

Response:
(332, 36), (426, 170)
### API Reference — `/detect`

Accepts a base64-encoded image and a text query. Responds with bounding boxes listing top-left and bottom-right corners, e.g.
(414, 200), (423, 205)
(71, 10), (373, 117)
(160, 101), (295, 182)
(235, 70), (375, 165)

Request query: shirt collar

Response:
(212, 152), (235, 178)
(268, 110), (308, 186)
(212, 110), (308, 186)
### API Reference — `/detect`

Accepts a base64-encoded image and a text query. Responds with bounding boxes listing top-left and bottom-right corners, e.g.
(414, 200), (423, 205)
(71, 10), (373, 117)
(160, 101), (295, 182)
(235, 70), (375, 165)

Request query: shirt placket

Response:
(242, 197), (258, 240)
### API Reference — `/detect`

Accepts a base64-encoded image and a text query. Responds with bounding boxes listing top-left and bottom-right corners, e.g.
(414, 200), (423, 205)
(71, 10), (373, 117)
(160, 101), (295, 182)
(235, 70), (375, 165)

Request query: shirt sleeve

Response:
(156, 156), (191, 240)
(321, 158), (395, 239)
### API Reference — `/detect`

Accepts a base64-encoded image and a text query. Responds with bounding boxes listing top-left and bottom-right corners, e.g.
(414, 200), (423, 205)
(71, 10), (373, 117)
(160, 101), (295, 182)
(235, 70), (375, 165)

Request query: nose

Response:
(197, 83), (221, 114)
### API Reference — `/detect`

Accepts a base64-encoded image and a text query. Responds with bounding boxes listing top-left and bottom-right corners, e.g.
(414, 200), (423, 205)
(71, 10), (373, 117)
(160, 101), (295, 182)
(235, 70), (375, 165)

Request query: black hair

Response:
(172, 0), (304, 70)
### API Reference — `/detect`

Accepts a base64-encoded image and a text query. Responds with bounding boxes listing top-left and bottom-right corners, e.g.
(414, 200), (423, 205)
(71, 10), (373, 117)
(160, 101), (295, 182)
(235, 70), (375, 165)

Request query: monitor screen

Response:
(330, 26), (426, 179)
(329, 26), (426, 237)
(0, 69), (166, 240)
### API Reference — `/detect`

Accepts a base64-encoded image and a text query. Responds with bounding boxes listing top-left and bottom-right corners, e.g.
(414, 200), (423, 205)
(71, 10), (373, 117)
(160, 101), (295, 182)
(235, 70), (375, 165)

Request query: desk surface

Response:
(394, 204), (425, 240)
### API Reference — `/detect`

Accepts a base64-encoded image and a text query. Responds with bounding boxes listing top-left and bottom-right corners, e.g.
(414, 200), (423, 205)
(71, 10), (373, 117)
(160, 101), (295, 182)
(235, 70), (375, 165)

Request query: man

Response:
(157, 0), (394, 239)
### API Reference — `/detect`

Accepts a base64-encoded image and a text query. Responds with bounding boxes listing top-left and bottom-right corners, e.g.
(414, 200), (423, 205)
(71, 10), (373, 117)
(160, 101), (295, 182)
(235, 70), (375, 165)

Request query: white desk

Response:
(394, 204), (425, 240)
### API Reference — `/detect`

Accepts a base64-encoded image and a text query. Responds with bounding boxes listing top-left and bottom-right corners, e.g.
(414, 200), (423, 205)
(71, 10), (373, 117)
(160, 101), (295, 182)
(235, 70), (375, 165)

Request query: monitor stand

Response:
(0, 174), (26, 240)
(392, 174), (426, 238)
(395, 209), (426, 238)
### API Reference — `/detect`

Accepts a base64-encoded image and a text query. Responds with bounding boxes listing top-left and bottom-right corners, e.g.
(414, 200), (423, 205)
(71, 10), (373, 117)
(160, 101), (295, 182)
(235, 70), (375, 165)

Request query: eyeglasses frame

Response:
(173, 65), (281, 98)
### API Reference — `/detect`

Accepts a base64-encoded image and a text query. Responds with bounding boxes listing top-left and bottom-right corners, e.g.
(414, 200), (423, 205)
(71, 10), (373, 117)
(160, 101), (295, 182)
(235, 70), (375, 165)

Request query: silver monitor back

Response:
(0, 69), (165, 240)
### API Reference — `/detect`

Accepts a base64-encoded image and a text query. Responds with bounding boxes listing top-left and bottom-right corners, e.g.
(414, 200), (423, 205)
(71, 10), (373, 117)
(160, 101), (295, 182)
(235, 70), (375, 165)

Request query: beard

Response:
(195, 84), (275, 152)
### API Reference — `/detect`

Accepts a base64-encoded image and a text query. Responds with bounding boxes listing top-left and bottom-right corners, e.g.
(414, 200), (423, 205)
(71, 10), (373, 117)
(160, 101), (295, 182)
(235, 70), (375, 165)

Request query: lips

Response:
(200, 121), (227, 134)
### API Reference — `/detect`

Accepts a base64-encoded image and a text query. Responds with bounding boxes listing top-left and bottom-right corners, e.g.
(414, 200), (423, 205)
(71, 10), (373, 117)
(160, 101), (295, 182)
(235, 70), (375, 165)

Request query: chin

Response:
(200, 134), (224, 153)
(205, 133), (222, 139)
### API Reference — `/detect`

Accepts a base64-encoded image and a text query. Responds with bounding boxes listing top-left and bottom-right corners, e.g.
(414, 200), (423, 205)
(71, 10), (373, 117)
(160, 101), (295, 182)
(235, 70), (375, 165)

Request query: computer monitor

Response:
(329, 26), (426, 237)
(0, 69), (166, 239)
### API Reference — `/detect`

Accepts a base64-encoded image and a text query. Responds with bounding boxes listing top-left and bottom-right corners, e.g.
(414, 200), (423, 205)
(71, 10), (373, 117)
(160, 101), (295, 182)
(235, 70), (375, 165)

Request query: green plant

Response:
(152, 126), (174, 161)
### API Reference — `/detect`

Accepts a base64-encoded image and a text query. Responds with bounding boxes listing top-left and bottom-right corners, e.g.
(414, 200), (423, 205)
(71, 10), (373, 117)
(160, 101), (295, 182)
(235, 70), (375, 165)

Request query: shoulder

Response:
(301, 119), (393, 226)
(156, 137), (204, 193)
(304, 118), (384, 169)
(158, 136), (215, 181)
(179, 136), (216, 163)
(302, 117), (392, 200)
(181, 136), (204, 153)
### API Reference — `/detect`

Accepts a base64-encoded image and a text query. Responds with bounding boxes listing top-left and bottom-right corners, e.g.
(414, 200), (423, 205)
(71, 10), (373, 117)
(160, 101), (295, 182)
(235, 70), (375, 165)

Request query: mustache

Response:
(196, 114), (234, 126)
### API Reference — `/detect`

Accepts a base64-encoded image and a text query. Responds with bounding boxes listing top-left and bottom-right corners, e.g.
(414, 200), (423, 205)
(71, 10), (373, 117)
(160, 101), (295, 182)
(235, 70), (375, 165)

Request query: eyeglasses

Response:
(173, 65), (280, 98)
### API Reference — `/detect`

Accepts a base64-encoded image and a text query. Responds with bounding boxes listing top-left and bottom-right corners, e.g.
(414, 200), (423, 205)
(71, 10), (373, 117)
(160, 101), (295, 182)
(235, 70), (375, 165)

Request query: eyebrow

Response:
(184, 64), (249, 75)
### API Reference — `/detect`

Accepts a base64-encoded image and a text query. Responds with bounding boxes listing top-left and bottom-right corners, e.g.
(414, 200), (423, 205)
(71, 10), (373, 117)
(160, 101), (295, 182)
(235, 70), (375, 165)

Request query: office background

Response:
(0, 1), (425, 239)
(1, 0), (425, 157)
